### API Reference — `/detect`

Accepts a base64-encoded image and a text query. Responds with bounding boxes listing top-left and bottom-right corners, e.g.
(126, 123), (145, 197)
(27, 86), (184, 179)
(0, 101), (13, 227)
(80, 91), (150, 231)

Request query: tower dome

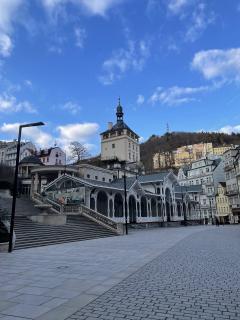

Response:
(116, 97), (124, 122)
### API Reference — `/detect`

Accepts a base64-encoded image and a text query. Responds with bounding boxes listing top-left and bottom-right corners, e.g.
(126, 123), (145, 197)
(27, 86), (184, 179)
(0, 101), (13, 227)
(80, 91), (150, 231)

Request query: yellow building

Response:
(216, 182), (233, 223)
(213, 145), (233, 156)
(174, 143), (213, 168)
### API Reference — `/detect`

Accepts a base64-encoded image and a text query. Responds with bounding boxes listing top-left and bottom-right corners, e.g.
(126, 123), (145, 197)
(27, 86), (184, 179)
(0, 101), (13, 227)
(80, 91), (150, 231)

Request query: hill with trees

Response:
(140, 131), (240, 172)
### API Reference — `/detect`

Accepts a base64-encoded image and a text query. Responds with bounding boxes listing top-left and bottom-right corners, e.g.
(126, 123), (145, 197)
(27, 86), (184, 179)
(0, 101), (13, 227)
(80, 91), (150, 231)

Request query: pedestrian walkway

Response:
(0, 225), (239, 320)
(68, 225), (240, 320)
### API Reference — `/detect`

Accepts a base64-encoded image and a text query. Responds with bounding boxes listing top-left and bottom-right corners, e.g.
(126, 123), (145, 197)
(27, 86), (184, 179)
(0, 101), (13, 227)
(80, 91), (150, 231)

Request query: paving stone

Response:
(67, 226), (240, 320)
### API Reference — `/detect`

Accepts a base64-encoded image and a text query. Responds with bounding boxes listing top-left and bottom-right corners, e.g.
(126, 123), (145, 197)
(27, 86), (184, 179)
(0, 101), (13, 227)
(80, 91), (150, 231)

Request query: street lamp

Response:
(8, 122), (45, 253)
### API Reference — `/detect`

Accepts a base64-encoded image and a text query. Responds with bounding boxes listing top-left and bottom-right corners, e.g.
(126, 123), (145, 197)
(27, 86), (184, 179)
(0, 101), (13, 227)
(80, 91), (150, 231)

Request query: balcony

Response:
(224, 163), (234, 171)
(231, 203), (239, 208)
(226, 189), (239, 196)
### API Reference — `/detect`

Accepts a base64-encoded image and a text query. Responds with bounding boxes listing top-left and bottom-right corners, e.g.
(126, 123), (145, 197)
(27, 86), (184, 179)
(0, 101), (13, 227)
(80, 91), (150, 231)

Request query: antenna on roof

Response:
(54, 140), (57, 147)
(166, 123), (170, 134)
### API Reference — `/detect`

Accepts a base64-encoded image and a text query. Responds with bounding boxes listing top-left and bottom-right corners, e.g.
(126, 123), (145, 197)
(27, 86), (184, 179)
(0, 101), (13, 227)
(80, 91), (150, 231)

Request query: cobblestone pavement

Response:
(68, 226), (240, 320)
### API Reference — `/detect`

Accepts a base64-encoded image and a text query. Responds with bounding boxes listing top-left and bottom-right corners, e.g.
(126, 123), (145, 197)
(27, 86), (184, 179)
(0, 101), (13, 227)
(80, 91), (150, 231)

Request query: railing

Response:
(81, 205), (120, 234)
(45, 198), (62, 213)
(63, 204), (80, 213)
(226, 189), (239, 196)
(33, 192), (43, 202)
(224, 163), (234, 171)
(32, 193), (123, 234)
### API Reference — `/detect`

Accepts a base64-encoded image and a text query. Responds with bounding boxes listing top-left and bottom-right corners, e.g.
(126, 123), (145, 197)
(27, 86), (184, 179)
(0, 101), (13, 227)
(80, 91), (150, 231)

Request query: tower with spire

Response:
(100, 99), (140, 164)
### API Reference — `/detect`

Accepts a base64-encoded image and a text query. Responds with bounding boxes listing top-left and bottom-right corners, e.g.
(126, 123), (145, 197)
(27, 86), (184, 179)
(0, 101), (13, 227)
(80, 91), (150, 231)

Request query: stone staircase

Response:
(14, 215), (117, 250)
(0, 196), (42, 216)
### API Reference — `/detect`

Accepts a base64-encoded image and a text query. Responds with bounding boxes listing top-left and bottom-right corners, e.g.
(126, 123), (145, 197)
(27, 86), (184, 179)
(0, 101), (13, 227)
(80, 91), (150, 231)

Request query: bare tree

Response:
(68, 141), (91, 163)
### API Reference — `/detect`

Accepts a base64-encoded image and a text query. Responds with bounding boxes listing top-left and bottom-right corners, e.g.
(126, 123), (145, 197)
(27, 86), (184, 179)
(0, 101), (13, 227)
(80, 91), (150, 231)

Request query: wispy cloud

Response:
(185, 2), (215, 42)
(41, 0), (124, 17)
(167, 0), (190, 15)
(74, 27), (86, 48)
(136, 94), (145, 105)
(149, 85), (210, 106)
(192, 48), (240, 82)
(0, 0), (24, 57)
(0, 93), (37, 113)
(99, 39), (151, 85)
(62, 101), (81, 115)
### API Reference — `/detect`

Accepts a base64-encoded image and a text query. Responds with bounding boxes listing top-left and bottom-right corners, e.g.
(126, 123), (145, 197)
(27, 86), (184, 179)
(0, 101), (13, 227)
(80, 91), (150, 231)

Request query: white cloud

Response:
(136, 94), (145, 105)
(99, 40), (150, 85)
(74, 27), (86, 48)
(185, 3), (215, 42)
(0, 33), (12, 57)
(41, 0), (124, 16)
(57, 122), (99, 143)
(0, 123), (53, 147)
(218, 125), (240, 135)
(0, 0), (23, 57)
(0, 121), (100, 151)
(149, 85), (210, 106)
(0, 93), (37, 113)
(192, 48), (240, 82)
(62, 101), (81, 115)
(167, 0), (190, 15)
(24, 79), (32, 88)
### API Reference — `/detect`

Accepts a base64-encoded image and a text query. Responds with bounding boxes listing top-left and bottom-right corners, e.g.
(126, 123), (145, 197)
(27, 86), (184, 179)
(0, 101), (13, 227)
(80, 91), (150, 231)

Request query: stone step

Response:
(13, 215), (117, 250)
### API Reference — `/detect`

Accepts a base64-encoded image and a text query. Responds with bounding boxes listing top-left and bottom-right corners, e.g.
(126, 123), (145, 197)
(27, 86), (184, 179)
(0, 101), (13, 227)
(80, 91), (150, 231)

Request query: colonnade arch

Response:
(128, 195), (137, 223)
(177, 202), (181, 217)
(141, 196), (147, 217)
(151, 198), (157, 217)
(97, 191), (108, 216)
(114, 193), (123, 217)
(165, 188), (172, 222)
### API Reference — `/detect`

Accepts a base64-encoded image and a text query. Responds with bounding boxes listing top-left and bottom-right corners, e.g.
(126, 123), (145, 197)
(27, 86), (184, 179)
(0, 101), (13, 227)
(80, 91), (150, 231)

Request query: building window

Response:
(112, 144), (115, 149)
(95, 176), (98, 180)
(87, 174), (90, 178)
(47, 157), (49, 162)
(102, 177), (105, 182)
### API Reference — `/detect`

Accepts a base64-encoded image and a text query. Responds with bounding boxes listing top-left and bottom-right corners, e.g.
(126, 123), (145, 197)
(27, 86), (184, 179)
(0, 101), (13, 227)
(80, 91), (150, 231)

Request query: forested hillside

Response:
(140, 132), (240, 172)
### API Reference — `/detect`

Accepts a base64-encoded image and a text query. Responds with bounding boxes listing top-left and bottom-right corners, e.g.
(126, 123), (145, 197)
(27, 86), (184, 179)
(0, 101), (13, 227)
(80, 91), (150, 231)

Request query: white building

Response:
(223, 147), (240, 221)
(100, 100), (140, 163)
(178, 156), (225, 222)
(0, 141), (36, 167)
(37, 147), (66, 166)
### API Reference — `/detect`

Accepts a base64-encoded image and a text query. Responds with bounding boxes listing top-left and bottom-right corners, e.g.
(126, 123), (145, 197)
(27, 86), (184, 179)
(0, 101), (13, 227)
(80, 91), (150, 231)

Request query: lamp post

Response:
(8, 122), (45, 253)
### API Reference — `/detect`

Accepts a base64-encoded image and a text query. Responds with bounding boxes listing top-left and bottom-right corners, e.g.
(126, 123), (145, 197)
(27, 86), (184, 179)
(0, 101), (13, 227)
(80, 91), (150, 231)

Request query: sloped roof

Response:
(138, 172), (169, 183)
(20, 155), (43, 165)
(101, 121), (139, 138)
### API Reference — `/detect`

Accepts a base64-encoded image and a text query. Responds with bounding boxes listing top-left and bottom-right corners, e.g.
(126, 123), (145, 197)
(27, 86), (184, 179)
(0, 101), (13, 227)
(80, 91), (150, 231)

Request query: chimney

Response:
(108, 122), (113, 130)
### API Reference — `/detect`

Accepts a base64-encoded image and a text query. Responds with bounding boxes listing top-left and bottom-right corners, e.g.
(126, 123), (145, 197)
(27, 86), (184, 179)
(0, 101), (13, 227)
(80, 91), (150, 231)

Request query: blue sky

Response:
(1, 0), (240, 156)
